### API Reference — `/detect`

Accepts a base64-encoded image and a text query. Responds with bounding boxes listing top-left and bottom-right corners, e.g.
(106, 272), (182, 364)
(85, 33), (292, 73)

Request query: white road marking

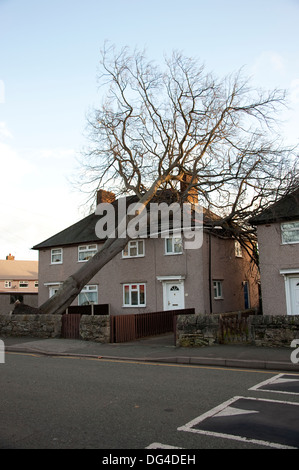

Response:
(250, 373), (299, 395)
(212, 405), (259, 418)
(146, 443), (183, 449)
(178, 396), (299, 449)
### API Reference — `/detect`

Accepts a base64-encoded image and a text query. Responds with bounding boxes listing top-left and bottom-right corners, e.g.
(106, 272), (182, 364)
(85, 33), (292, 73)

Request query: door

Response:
(290, 277), (299, 315)
(165, 282), (184, 310)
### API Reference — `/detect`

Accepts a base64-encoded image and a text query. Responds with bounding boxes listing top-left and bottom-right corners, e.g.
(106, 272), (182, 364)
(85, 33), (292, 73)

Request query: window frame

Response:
(165, 237), (183, 255)
(4, 280), (12, 289)
(122, 240), (145, 258)
(78, 244), (97, 262)
(51, 248), (63, 265)
(213, 280), (223, 300)
(78, 285), (98, 306)
(234, 240), (243, 258)
(281, 221), (299, 245)
(123, 283), (146, 307)
(19, 281), (29, 289)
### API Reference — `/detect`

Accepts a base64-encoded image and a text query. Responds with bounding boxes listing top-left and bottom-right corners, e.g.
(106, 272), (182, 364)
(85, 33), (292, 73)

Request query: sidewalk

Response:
(2, 334), (299, 372)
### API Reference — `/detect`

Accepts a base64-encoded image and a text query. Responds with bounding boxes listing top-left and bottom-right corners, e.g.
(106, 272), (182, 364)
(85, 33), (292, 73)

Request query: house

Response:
(0, 254), (39, 314)
(250, 187), (299, 316)
(33, 190), (259, 316)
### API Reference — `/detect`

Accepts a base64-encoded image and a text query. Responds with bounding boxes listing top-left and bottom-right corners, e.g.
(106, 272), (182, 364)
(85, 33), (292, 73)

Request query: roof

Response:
(32, 195), (135, 250)
(0, 260), (38, 280)
(250, 187), (299, 225)
(32, 193), (224, 251)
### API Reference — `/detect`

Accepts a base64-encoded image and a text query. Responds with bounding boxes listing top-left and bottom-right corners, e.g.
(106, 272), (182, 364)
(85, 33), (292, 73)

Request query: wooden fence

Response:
(64, 304), (110, 315)
(61, 314), (81, 339)
(110, 308), (195, 343)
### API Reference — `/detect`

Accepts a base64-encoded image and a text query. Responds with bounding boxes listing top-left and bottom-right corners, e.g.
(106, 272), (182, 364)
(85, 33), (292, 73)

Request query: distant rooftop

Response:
(0, 255), (38, 280)
(250, 187), (299, 225)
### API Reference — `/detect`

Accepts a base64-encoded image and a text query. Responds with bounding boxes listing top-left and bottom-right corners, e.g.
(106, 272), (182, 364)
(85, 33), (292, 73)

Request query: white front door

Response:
(290, 277), (299, 315)
(165, 282), (185, 310)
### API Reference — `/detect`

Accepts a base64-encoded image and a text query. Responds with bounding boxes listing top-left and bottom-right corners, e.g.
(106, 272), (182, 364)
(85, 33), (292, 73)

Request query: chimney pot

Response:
(180, 173), (198, 204)
(96, 189), (116, 205)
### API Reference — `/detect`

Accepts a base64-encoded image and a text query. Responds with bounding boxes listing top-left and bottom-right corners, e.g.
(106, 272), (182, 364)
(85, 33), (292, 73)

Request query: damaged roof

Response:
(32, 193), (223, 250)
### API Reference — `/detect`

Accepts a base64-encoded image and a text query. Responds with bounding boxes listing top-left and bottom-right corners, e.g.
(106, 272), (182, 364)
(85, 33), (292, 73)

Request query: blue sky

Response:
(0, 0), (299, 260)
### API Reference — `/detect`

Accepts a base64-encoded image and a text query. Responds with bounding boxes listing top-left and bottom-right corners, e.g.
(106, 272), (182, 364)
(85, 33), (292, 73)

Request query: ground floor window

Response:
(213, 280), (223, 300)
(123, 283), (146, 307)
(78, 285), (98, 305)
(280, 270), (299, 315)
(49, 285), (61, 298)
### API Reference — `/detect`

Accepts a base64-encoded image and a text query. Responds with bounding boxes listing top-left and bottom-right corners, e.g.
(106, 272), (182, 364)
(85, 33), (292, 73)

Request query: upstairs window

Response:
(4, 281), (12, 288)
(19, 281), (29, 288)
(51, 248), (63, 264)
(235, 241), (243, 258)
(122, 240), (144, 258)
(165, 237), (183, 255)
(78, 244), (97, 262)
(281, 221), (299, 244)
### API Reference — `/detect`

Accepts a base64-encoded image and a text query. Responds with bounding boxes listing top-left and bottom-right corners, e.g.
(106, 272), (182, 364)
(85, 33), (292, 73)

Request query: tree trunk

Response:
(38, 234), (130, 315)
(14, 176), (169, 315)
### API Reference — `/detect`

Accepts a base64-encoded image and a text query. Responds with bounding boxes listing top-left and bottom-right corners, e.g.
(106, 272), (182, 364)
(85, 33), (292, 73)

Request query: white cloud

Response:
(0, 127), (85, 261)
(290, 79), (299, 103)
(0, 80), (4, 104)
(251, 51), (286, 85)
(0, 121), (13, 140)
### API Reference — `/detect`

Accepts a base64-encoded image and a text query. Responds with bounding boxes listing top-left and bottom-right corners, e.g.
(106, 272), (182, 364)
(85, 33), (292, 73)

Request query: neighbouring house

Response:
(250, 187), (299, 316)
(0, 254), (39, 313)
(33, 189), (259, 316)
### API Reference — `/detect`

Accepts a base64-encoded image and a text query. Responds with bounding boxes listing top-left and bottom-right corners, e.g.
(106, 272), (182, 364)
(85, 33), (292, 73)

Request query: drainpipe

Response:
(209, 232), (212, 314)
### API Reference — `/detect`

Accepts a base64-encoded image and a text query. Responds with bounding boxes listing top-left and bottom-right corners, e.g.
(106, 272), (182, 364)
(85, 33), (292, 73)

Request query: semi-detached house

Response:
(33, 190), (259, 316)
(250, 187), (299, 316)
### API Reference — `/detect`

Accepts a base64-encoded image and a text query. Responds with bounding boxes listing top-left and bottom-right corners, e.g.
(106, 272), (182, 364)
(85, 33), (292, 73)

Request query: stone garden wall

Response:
(1, 312), (299, 348)
(250, 315), (299, 347)
(79, 315), (110, 343)
(176, 313), (299, 348)
(0, 313), (111, 343)
(0, 314), (62, 339)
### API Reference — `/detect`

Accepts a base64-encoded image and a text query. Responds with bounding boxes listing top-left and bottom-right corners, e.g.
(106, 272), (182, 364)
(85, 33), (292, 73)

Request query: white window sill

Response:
(122, 305), (146, 308)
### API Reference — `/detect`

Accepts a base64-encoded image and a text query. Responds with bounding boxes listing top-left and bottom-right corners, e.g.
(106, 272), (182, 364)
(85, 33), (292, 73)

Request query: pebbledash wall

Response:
(0, 313), (299, 347)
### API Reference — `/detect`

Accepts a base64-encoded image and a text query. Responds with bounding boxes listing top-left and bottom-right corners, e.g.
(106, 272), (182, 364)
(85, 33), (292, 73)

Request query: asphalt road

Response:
(1, 351), (299, 450)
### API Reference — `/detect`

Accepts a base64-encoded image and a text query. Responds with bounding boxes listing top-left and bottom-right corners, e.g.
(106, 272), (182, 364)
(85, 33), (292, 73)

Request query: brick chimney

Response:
(180, 173), (198, 204)
(96, 189), (116, 205)
(6, 254), (15, 260)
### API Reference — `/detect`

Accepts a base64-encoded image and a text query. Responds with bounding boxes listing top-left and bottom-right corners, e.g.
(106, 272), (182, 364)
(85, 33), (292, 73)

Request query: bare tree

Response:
(32, 44), (297, 315)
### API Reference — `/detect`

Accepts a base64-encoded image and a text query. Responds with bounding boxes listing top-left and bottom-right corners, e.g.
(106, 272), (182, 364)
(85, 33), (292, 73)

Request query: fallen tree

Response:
(17, 44), (298, 315)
